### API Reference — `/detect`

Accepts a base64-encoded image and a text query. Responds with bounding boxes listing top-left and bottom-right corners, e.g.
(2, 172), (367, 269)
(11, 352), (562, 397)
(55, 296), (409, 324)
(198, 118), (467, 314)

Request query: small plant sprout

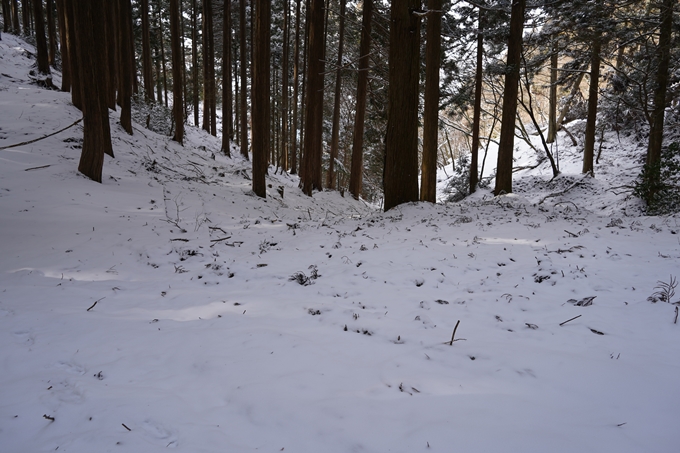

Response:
(648, 275), (677, 303)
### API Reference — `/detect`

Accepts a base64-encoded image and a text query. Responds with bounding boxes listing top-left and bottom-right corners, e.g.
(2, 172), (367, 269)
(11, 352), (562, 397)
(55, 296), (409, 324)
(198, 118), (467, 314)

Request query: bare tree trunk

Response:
(202, 0), (213, 133)
(170, 0), (184, 144)
(46, 0), (56, 66)
(55, 0), (70, 90)
(469, 7), (483, 194)
(11, 0), (20, 34)
(192, 0), (199, 126)
(158, 0), (168, 107)
(420, 0), (442, 203)
(383, 0), (421, 211)
(493, 0), (525, 196)
(348, 0), (371, 199)
(2, 0), (10, 33)
(239, 0), (248, 158)
(73, 0), (112, 182)
(281, 0), (289, 170)
(583, 26), (601, 175)
(252, 0), (270, 198)
(118, 0), (133, 135)
(326, 0), (345, 189)
(32, 0), (50, 75)
(22, 0), (30, 35)
(222, 0), (233, 155)
(141, 0), (154, 101)
(64, 0), (80, 109)
(300, 0), (325, 196)
(546, 35), (558, 143)
(290, 0), (301, 174)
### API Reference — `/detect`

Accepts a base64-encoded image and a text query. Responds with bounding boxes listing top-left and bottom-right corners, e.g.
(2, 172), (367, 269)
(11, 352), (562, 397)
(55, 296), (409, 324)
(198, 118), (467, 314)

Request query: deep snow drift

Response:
(1, 34), (679, 453)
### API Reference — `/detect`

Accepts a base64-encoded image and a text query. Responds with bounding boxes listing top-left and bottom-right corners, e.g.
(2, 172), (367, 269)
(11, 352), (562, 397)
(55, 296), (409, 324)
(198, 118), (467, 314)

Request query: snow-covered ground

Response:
(1, 34), (679, 453)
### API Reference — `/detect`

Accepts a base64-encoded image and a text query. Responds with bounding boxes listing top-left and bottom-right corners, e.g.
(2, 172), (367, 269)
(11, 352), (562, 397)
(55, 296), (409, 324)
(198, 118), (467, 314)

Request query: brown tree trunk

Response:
(493, 0), (525, 196)
(46, 0), (56, 66)
(644, 0), (673, 203)
(73, 0), (113, 182)
(281, 0), (289, 170)
(11, 0), (20, 33)
(2, 0), (10, 33)
(222, 0), (232, 155)
(118, 0), (133, 134)
(583, 28), (601, 175)
(55, 0), (70, 91)
(170, 0), (184, 144)
(32, 0), (50, 75)
(239, 0), (248, 158)
(547, 35), (558, 143)
(64, 0), (80, 108)
(22, 0), (30, 35)
(326, 0), (345, 189)
(301, 0), (325, 196)
(469, 8), (484, 194)
(252, 0), (270, 198)
(290, 0), (301, 174)
(383, 0), (421, 211)
(158, 0), (168, 107)
(191, 0), (199, 126)
(141, 0), (154, 101)
(419, 0), (442, 203)
(202, 0), (215, 134)
(348, 0), (371, 199)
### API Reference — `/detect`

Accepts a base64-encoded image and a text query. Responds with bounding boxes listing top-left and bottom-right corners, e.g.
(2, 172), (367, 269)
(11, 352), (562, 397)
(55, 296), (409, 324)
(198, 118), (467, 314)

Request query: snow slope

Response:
(1, 34), (679, 453)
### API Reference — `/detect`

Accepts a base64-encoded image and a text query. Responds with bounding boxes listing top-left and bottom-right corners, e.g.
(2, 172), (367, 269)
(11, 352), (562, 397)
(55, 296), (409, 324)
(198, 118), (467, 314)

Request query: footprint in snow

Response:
(11, 330), (34, 346)
(53, 360), (87, 375)
(141, 419), (179, 448)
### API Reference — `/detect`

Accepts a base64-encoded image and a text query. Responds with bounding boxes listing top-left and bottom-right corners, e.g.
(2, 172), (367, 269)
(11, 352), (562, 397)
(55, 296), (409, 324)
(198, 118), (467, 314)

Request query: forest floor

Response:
(1, 34), (679, 453)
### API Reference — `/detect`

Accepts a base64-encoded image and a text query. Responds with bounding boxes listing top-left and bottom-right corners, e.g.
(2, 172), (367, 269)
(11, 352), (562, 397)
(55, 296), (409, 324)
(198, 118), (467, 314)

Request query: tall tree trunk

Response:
(326, 0), (345, 189)
(281, 0), (289, 170)
(222, 0), (232, 155)
(348, 0), (371, 199)
(583, 25), (601, 175)
(22, 0), (29, 35)
(141, 0), (154, 101)
(383, 0), (421, 211)
(290, 0), (301, 174)
(11, 0), (20, 34)
(170, 0), (184, 144)
(301, 0), (325, 196)
(32, 0), (50, 75)
(469, 8), (484, 194)
(55, 0), (70, 91)
(239, 0), (248, 158)
(299, 0), (309, 177)
(644, 0), (674, 204)
(547, 34), (558, 143)
(252, 0), (270, 197)
(104, 0), (118, 110)
(158, 1), (168, 107)
(493, 0), (525, 196)
(64, 0), (80, 108)
(2, 0), (10, 33)
(46, 0), (56, 66)
(73, 0), (113, 182)
(420, 0), (442, 203)
(118, 0), (133, 134)
(202, 0), (214, 134)
(191, 0), (199, 126)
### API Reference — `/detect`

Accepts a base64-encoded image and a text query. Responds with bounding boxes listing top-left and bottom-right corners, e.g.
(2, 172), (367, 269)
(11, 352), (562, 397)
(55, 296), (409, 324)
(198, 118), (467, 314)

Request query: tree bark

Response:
(141, 0), (154, 101)
(202, 0), (215, 135)
(170, 0), (184, 144)
(46, 0), (56, 66)
(281, 0), (289, 170)
(222, 0), (232, 155)
(290, 0), (301, 174)
(420, 0), (442, 203)
(22, 0), (30, 35)
(32, 0), (50, 75)
(191, 0), (199, 125)
(469, 7), (483, 194)
(348, 0), (372, 200)
(2, 0), (10, 33)
(493, 0), (525, 196)
(383, 0), (421, 211)
(73, 0), (112, 182)
(118, 0), (133, 135)
(239, 0), (248, 158)
(252, 0), (270, 198)
(301, 0), (325, 196)
(326, 0), (345, 189)
(64, 0), (80, 108)
(11, 0), (20, 34)
(583, 25), (601, 175)
(158, 0), (168, 107)
(546, 35), (558, 143)
(54, 0), (69, 90)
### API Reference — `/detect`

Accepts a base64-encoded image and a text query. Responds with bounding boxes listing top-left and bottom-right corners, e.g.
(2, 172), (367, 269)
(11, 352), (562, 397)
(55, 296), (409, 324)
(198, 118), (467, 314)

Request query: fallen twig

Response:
(674, 306), (678, 324)
(170, 238), (190, 242)
(538, 174), (590, 205)
(87, 297), (105, 311)
(564, 230), (579, 238)
(210, 236), (232, 243)
(559, 314), (582, 326)
(209, 226), (229, 235)
(0, 118), (83, 151)
(43, 414), (55, 422)
(448, 320), (461, 345)
(122, 423), (132, 431)
(24, 164), (51, 171)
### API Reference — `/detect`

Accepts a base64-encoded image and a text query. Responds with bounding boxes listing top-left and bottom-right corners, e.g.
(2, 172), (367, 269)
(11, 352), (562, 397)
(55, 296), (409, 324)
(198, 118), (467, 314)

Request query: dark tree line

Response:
(2, 0), (677, 212)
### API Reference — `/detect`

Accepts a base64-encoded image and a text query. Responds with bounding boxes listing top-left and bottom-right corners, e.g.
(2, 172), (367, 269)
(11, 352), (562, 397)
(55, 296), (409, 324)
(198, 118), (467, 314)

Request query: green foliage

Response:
(634, 142), (680, 215)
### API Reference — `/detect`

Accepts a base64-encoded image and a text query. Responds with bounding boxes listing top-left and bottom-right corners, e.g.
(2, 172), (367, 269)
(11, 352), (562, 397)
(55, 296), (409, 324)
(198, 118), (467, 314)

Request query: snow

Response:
(1, 34), (679, 453)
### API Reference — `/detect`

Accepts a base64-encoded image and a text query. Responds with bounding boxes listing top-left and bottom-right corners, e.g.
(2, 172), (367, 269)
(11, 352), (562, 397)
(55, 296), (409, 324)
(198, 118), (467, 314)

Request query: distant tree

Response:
(290, 0), (301, 174)
(326, 0), (346, 190)
(191, 0), (199, 125)
(202, 0), (216, 135)
(383, 0), (421, 211)
(582, 0), (603, 175)
(73, 0), (113, 182)
(301, 0), (325, 196)
(252, 0), (270, 198)
(46, 0), (56, 66)
(469, 7), (484, 194)
(239, 0), (249, 158)
(420, 0), (443, 203)
(118, 0), (133, 134)
(141, 0), (154, 102)
(493, 0), (525, 196)
(2, 0), (10, 34)
(170, 0), (184, 144)
(348, 0), (372, 200)
(54, 0), (70, 91)
(222, 0), (232, 156)
(11, 0), (20, 34)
